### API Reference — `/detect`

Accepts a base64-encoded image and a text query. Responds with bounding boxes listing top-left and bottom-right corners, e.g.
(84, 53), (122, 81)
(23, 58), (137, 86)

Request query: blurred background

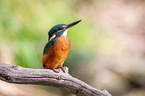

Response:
(0, 0), (145, 96)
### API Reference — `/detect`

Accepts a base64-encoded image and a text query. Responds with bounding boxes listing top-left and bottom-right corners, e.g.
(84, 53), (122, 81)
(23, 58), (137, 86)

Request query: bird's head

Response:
(48, 20), (81, 41)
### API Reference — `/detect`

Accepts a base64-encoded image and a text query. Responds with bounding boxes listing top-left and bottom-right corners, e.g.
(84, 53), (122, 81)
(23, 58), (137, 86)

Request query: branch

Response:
(0, 62), (111, 96)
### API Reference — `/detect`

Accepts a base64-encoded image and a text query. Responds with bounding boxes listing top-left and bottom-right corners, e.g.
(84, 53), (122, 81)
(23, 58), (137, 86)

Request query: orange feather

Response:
(42, 36), (70, 69)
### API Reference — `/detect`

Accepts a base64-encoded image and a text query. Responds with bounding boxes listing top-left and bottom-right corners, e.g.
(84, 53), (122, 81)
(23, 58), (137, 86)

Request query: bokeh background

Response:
(0, 0), (145, 96)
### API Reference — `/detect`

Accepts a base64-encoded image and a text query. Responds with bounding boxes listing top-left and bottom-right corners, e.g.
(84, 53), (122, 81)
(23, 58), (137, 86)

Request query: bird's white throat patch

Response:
(62, 28), (69, 36)
(49, 28), (69, 41)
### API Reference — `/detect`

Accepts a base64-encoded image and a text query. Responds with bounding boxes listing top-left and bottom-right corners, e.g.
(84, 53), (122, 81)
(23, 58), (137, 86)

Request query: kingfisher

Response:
(42, 20), (81, 73)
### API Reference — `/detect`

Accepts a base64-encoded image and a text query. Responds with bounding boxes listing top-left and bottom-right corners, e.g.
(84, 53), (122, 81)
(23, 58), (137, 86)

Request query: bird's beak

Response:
(66, 20), (82, 29)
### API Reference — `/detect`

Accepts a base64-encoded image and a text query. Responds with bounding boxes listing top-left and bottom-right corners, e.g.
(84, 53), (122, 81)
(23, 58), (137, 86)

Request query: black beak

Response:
(66, 20), (82, 29)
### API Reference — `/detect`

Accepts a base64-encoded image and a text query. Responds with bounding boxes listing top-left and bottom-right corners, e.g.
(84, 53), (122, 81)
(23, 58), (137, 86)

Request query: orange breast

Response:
(42, 36), (70, 69)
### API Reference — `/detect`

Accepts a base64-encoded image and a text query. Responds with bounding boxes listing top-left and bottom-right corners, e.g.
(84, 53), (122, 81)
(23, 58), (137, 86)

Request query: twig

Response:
(0, 62), (111, 96)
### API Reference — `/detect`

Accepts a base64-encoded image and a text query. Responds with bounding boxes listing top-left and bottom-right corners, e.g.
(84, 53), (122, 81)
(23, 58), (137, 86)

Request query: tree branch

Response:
(0, 62), (111, 96)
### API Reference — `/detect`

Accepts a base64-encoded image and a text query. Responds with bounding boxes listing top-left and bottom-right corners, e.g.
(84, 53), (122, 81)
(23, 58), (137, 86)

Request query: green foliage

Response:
(0, 0), (106, 69)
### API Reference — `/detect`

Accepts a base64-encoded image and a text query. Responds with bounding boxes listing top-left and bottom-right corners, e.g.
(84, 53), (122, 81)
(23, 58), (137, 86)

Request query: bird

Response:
(42, 20), (81, 73)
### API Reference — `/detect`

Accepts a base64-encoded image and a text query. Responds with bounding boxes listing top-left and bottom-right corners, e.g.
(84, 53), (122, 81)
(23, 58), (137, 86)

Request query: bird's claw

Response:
(60, 66), (65, 72)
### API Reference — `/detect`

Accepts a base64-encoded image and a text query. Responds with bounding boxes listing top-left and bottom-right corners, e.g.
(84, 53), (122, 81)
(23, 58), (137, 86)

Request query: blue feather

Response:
(48, 24), (66, 40)
(43, 29), (65, 55)
(43, 39), (56, 55)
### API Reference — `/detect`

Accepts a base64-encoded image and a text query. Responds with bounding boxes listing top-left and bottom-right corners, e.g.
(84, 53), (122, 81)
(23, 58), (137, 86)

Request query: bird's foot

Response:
(60, 66), (65, 72)
(52, 67), (59, 73)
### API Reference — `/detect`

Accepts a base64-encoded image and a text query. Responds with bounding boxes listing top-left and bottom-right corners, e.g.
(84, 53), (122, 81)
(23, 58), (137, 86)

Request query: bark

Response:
(0, 62), (111, 96)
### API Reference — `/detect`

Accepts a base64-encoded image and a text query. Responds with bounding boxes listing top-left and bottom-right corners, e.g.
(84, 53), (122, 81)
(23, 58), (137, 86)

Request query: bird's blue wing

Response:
(43, 39), (56, 55)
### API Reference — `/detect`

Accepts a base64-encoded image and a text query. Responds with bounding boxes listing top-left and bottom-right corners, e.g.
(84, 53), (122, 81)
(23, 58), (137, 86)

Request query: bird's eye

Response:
(58, 27), (63, 30)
